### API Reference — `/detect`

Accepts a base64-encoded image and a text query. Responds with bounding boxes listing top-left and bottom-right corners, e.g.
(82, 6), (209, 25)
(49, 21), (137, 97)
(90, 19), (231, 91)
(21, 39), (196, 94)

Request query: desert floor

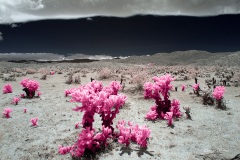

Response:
(0, 60), (240, 160)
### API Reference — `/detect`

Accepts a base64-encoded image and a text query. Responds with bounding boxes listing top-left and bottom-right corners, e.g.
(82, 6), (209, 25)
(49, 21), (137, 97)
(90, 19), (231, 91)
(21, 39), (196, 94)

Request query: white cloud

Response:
(0, 32), (3, 41)
(0, 0), (240, 24)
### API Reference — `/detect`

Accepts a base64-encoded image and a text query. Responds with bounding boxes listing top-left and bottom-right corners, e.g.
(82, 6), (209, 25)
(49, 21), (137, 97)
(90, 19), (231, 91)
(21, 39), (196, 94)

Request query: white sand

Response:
(0, 59), (240, 160)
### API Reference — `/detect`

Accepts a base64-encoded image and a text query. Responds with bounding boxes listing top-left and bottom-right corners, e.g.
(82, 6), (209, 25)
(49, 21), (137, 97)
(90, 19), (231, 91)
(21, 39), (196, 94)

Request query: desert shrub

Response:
(131, 72), (149, 91)
(2, 108), (12, 118)
(2, 84), (13, 94)
(144, 74), (182, 126)
(99, 68), (111, 79)
(12, 97), (20, 105)
(60, 81), (151, 158)
(26, 68), (37, 74)
(73, 74), (81, 84)
(65, 74), (73, 84)
(40, 74), (47, 80)
(212, 86), (226, 109)
(20, 78), (40, 98)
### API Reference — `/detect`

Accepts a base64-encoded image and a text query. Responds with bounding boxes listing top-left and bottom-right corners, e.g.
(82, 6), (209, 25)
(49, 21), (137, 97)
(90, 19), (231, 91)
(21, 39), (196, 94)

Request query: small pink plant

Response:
(37, 91), (41, 97)
(117, 120), (151, 147)
(182, 84), (186, 91)
(144, 74), (182, 125)
(192, 83), (200, 96)
(212, 86), (225, 100)
(212, 86), (226, 109)
(31, 117), (38, 126)
(24, 108), (27, 113)
(2, 84), (13, 94)
(20, 78), (40, 98)
(12, 97), (20, 105)
(3, 108), (12, 118)
(20, 94), (25, 98)
(75, 122), (81, 129)
(164, 112), (173, 126)
(50, 71), (55, 75)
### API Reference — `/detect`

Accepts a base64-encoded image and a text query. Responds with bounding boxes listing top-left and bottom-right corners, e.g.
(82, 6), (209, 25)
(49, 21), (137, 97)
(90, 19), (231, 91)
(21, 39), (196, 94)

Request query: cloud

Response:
(0, 32), (3, 41)
(0, 0), (240, 24)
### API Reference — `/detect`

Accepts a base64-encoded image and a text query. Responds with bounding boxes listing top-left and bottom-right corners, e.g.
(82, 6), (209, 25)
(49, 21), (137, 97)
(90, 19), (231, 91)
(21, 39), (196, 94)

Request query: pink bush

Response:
(212, 86), (225, 100)
(20, 94), (25, 98)
(12, 97), (20, 105)
(164, 112), (173, 126)
(31, 117), (38, 126)
(50, 71), (55, 75)
(59, 126), (112, 157)
(192, 83), (199, 91)
(144, 74), (182, 125)
(2, 84), (13, 94)
(116, 120), (151, 147)
(24, 108), (27, 113)
(2, 108), (12, 118)
(70, 81), (126, 130)
(20, 78), (40, 98)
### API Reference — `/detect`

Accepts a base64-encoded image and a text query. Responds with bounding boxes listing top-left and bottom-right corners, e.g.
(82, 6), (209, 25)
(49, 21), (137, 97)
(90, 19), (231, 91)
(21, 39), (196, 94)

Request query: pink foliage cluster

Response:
(192, 83), (200, 91)
(2, 108), (12, 118)
(60, 81), (128, 158)
(116, 120), (151, 147)
(2, 84), (13, 94)
(69, 81), (126, 130)
(59, 126), (112, 157)
(181, 84), (186, 91)
(20, 78), (40, 98)
(144, 74), (182, 126)
(12, 97), (20, 105)
(212, 86), (225, 100)
(31, 117), (38, 126)
(50, 71), (55, 75)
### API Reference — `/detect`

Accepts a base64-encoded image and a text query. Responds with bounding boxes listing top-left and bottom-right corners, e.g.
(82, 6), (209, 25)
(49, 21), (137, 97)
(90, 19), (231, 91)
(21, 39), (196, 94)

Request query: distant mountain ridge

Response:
(109, 50), (240, 66)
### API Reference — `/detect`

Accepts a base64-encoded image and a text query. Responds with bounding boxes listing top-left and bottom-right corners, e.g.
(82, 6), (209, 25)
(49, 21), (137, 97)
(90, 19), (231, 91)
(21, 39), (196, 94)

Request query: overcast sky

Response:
(0, 1), (240, 57)
(0, 0), (240, 24)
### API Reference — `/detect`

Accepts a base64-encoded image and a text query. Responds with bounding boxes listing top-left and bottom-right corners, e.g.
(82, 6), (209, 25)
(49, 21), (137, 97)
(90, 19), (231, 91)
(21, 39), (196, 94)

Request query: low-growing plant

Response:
(12, 97), (20, 105)
(144, 74), (182, 126)
(59, 81), (151, 158)
(31, 117), (38, 126)
(116, 120), (151, 147)
(2, 84), (13, 94)
(99, 68), (111, 79)
(20, 78), (40, 98)
(2, 108), (12, 118)
(181, 84), (186, 91)
(192, 83), (200, 96)
(212, 86), (226, 109)
(183, 107), (191, 120)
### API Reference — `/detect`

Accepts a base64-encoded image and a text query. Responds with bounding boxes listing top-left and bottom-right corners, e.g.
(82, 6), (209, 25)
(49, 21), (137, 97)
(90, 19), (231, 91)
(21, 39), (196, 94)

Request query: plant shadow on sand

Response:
(119, 146), (154, 157)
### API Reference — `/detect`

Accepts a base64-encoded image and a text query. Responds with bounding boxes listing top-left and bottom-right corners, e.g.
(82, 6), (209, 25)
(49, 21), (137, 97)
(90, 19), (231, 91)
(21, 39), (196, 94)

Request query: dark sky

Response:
(0, 14), (240, 56)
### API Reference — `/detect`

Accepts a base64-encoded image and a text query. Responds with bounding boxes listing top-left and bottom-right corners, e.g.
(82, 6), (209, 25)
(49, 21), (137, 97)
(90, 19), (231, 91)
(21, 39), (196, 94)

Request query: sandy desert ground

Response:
(0, 52), (240, 160)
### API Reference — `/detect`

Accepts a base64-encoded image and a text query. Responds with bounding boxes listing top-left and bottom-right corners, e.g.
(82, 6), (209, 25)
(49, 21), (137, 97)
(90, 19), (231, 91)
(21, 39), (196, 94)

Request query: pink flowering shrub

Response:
(20, 78), (40, 98)
(116, 120), (151, 147)
(31, 117), (38, 126)
(12, 97), (20, 105)
(2, 84), (13, 94)
(60, 81), (128, 158)
(212, 86), (226, 109)
(2, 108), (12, 118)
(50, 71), (55, 75)
(24, 108), (27, 113)
(70, 81), (126, 130)
(192, 83), (200, 96)
(144, 74), (182, 126)
(59, 126), (112, 157)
